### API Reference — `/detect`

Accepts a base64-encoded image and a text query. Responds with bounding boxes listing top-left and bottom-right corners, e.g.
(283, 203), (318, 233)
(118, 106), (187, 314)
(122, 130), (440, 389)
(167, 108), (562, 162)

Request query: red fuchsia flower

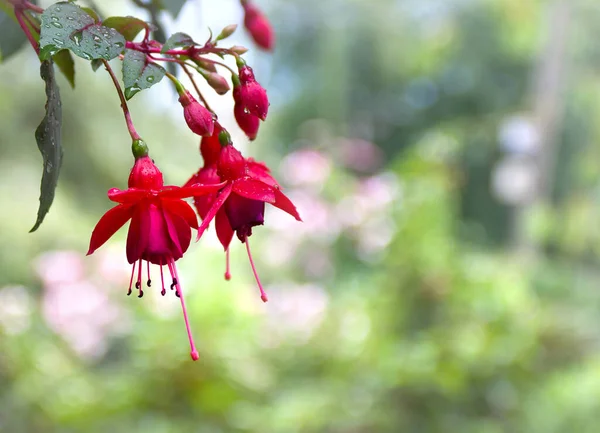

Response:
(234, 64), (269, 121)
(178, 90), (215, 137)
(241, 0), (275, 51)
(194, 135), (301, 301)
(233, 93), (260, 141)
(87, 153), (224, 361)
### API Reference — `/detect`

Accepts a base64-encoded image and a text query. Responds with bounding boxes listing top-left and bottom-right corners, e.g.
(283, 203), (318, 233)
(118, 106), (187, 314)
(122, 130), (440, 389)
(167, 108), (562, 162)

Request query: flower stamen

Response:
(137, 258), (144, 298)
(146, 261), (152, 287)
(244, 235), (268, 302)
(160, 263), (166, 296)
(128, 261), (136, 296)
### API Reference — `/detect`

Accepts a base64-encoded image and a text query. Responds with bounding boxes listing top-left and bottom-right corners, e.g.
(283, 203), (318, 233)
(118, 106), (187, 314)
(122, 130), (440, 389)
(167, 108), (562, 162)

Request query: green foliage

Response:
(102, 16), (148, 42)
(39, 2), (125, 61)
(0, 9), (26, 63)
(161, 32), (195, 53)
(30, 60), (62, 232)
(122, 49), (165, 100)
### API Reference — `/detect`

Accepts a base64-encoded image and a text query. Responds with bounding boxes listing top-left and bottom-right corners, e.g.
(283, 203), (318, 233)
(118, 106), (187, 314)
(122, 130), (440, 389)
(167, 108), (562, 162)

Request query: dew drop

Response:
(70, 31), (83, 46)
(114, 42), (124, 48)
(146, 75), (155, 83)
(52, 38), (64, 46)
(51, 22), (63, 28)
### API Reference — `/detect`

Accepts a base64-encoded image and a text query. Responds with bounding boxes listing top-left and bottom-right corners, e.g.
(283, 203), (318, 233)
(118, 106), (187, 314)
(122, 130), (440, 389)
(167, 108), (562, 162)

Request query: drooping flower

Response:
(234, 64), (269, 121)
(233, 93), (260, 141)
(194, 137), (301, 302)
(178, 90), (215, 137)
(241, 0), (275, 51)
(87, 155), (223, 361)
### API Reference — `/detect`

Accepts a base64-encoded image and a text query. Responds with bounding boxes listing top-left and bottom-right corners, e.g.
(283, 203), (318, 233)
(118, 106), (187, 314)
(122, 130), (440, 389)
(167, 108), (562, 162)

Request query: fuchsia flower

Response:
(236, 65), (269, 120)
(178, 90), (215, 137)
(87, 155), (224, 361)
(193, 135), (301, 302)
(241, 0), (275, 51)
(233, 94), (260, 141)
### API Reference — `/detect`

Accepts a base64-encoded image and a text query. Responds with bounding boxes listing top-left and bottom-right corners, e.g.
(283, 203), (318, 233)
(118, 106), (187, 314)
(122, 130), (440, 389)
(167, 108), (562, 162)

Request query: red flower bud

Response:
(178, 91), (215, 137)
(217, 144), (247, 181)
(128, 156), (164, 190)
(242, 1), (274, 51)
(200, 122), (224, 166)
(234, 101), (260, 141)
(235, 66), (269, 120)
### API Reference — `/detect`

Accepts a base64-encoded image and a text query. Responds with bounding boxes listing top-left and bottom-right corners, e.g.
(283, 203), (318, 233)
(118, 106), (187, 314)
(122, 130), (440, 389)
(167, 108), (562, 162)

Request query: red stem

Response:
(181, 64), (213, 112)
(14, 8), (39, 55)
(101, 60), (141, 141)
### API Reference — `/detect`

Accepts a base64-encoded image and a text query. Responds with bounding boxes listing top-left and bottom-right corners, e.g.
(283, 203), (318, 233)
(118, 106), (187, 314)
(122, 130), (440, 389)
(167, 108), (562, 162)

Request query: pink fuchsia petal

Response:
(163, 207), (192, 260)
(159, 183), (226, 200)
(272, 189), (302, 221)
(87, 204), (135, 255)
(126, 203), (151, 264)
(233, 178), (276, 203)
(162, 199), (199, 230)
(215, 208), (234, 250)
(108, 188), (150, 203)
(247, 159), (279, 188)
(196, 182), (233, 241)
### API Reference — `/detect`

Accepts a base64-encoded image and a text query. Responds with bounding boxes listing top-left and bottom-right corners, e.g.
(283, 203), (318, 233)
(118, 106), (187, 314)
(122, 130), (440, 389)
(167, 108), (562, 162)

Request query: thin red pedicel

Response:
(244, 236), (268, 302)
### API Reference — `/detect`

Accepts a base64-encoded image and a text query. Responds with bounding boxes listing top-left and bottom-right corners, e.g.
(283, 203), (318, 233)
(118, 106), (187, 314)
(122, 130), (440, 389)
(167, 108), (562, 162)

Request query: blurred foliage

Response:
(2, 0), (600, 432)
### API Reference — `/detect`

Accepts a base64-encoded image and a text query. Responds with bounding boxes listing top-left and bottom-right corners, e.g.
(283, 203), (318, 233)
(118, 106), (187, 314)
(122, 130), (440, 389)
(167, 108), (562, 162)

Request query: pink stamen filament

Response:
(128, 260), (136, 296)
(136, 258), (143, 297)
(146, 261), (151, 287)
(160, 263), (166, 296)
(225, 248), (231, 281)
(244, 236), (268, 302)
(168, 259), (199, 361)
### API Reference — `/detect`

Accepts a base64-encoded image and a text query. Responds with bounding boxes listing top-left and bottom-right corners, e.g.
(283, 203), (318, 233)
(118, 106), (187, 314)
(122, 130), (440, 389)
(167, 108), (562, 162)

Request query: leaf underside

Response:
(31, 60), (63, 233)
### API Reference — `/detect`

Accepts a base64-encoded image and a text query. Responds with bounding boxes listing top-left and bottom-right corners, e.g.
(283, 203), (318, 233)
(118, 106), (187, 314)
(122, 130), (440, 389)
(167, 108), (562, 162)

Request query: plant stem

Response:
(14, 8), (39, 54)
(182, 64), (213, 112)
(102, 60), (141, 141)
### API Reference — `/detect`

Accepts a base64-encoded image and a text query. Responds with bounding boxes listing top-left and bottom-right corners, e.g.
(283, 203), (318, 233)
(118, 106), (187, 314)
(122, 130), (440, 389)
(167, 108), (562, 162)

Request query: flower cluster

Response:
(87, 53), (300, 361)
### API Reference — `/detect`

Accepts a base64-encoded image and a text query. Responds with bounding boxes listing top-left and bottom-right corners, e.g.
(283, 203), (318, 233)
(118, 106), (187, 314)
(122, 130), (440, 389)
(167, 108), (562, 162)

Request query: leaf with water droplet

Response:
(31, 60), (63, 233)
(102, 16), (149, 42)
(39, 2), (125, 61)
(122, 49), (165, 100)
(161, 32), (196, 53)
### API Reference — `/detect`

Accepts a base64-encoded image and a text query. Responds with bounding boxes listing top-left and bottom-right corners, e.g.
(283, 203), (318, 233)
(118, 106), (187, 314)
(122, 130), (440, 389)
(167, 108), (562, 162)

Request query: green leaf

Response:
(80, 7), (100, 22)
(160, 0), (187, 18)
(90, 58), (103, 72)
(53, 49), (75, 88)
(103, 16), (148, 42)
(0, 9), (27, 63)
(31, 60), (63, 233)
(161, 32), (195, 53)
(39, 2), (125, 61)
(122, 49), (165, 100)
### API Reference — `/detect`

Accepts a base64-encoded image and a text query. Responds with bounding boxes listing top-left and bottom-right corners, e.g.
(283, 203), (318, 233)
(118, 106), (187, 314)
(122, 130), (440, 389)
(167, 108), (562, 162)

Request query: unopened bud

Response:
(178, 91), (215, 137)
(192, 57), (217, 73)
(217, 24), (238, 41)
(202, 71), (230, 95)
(230, 45), (249, 55)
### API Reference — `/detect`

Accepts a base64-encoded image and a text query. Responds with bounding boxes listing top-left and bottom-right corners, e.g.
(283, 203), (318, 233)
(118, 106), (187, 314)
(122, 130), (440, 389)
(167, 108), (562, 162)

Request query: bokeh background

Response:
(2, 0), (600, 431)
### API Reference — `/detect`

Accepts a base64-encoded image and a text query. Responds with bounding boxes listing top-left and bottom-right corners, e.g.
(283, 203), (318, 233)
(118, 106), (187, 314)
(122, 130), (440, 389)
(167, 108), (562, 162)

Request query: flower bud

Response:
(230, 45), (249, 55)
(234, 102), (260, 141)
(217, 145), (247, 181)
(178, 91), (215, 137)
(242, 1), (274, 51)
(202, 71), (230, 95)
(216, 24), (238, 41)
(235, 66), (269, 120)
(200, 122), (224, 166)
(128, 156), (164, 189)
(192, 57), (218, 73)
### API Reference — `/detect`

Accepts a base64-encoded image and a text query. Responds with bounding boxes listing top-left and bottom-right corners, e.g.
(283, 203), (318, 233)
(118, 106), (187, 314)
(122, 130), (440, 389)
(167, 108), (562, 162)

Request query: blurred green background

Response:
(3, 0), (600, 431)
